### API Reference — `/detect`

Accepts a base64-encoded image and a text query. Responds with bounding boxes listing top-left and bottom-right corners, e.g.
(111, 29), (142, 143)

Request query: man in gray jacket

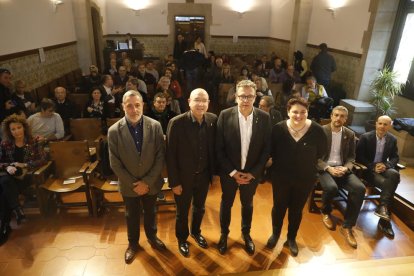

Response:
(108, 90), (166, 264)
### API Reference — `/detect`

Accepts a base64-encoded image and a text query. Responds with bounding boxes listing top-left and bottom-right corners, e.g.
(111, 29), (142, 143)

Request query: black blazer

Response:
(356, 130), (399, 170)
(216, 106), (271, 179)
(166, 111), (217, 188)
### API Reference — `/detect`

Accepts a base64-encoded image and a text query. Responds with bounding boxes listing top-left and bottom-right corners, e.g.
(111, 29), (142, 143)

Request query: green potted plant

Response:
(365, 65), (404, 131)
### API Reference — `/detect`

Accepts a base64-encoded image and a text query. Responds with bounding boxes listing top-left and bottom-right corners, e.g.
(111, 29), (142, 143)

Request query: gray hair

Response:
(236, 79), (257, 94)
(122, 90), (143, 103)
(331, 105), (348, 116)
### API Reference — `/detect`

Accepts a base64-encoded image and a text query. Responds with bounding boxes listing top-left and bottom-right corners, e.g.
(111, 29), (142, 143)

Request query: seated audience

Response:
(279, 64), (302, 83)
(226, 76), (247, 107)
(0, 114), (47, 244)
(1, 68), (23, 129)
(156, 76), (181, 114)
(258, 96), (282, 126)
(254, 77), (272, 107)
(220, 63), (235, 84)
(123, 58), (137, 77)
(53, 86), (76, 134)
(146, 92), (177, 134)
(301, 75), (333, 120)
(84, 87), (109, 119)
(113, 66), (129, 88)
(12, 80), (36, 116)
(269, 58), (285, 83)
(317, 106), (366, 248)
(356, 115), (400, 239)
(79, 65), (101, 93)
(146, 60), (159, 83)
(137, 63), (156, 86)
(164, 68), (184, 111)
(240, 66), (251, 80)
(27, 98), (65, 141)
(274, 79), (296, 117)
(103, 58), (118, 77)
(100, 75), (123, 106)
(126, 78), (148, 104)
(255, 54), (272, 78)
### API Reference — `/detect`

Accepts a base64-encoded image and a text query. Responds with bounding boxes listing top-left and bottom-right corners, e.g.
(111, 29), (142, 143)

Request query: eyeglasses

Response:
(237, 95), (256, 101)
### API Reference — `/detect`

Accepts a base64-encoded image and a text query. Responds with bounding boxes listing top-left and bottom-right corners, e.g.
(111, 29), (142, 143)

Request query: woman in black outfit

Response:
(266, 97), (327, 256)
(83, 87), (109, 119)
(1, 114), (47, 244)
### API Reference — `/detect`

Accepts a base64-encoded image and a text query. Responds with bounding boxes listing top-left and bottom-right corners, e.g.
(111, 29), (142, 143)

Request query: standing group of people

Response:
(107, 79), (400, 264)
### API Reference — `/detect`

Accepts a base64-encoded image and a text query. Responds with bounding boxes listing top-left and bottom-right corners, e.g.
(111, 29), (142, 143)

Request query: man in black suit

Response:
(166, 88), (217, 257)
(216, 80), (271, 255)
(317, 106), (365, 248)
(356, 115), (400, 238)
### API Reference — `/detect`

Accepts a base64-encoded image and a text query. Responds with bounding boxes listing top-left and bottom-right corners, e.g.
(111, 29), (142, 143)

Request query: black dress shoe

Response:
(0, 223), (12, 246)
(191, 233), (208, 248)
(124, 246), (137, 264)
(378, 219), (395, 238)
(242, 234), (255, 255)
(284, 239), (299, 257)
(217, 234), (227, 255)
(178, 241), (190, 257)
(13, 206), (26, 225)
(266, 232), (280, 249)
(374, 205), (391, 221)
(148, 236), (166, 250)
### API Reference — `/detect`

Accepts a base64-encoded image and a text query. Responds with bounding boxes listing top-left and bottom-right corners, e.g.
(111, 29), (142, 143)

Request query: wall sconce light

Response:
(132, 9), (141, 16)
(326, 8), (336, 19)
(52, 0), (64, 13)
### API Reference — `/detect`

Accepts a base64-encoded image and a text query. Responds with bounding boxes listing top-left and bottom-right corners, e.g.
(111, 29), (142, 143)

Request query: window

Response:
(386, 0), (414, 100)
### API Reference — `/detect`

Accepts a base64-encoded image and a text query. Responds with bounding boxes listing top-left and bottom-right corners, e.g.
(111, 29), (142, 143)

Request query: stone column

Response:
(288, 0), (313, 64)
(353, 0), (399, 101)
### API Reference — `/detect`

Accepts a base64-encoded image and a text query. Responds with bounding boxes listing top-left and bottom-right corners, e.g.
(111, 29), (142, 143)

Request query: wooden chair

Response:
(218, 83), (233, 109)
(35, 84), (51, 103)
(106, 117), (121, 128)
(68, 93), (89, 117)
(87, 137), (123, 216)
(69, 118), (103, 146)
(39, 141), (93, 216)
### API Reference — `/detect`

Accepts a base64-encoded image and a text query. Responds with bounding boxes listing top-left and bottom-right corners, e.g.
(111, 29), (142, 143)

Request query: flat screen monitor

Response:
(118, 42), (128, 50)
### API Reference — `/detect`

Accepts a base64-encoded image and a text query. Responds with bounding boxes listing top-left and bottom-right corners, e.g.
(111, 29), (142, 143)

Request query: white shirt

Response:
(27, 112), (65, 140)
(238, 109), (253, 170)
(327, 128), (343, 166)
(103, 85), (115, 103)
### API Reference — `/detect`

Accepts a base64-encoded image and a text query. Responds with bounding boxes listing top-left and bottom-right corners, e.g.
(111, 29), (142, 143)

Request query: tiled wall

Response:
(0, 44), (79, 90)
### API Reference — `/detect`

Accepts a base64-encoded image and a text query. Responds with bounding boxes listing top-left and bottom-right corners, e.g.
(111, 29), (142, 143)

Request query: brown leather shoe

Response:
(340, 226), (357, 248)
(321, 213), (334, 230)
(124, 246), (137, 264)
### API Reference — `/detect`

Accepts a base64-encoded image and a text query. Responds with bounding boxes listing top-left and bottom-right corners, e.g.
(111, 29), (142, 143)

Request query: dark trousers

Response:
(174, 172), (210, 242)
(364, 168), (400, 207)
(319, 171), (365, 228)
(271, 177), (314, 240)
(219, 174), (259, 235)
(0, 175), (20, 224)
(122, 194), (157, 248)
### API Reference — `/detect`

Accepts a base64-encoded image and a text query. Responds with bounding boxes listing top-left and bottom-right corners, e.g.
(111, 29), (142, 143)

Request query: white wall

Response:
(307, 0), (370, 53)
(198, 0), (271, 36)
(269, 0), (295, 40)
(0, 0), (77, 55)
(104, 0), (184, 35)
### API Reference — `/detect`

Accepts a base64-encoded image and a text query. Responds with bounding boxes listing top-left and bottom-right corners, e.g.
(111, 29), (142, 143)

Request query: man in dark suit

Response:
(356, 115), (400, 238)
(216, 80), (271, 255)
(166, 88), (217, 257)
(317, 106), (366, 248)
(125, 33), (139, 49)
(108, 90), (166, 264)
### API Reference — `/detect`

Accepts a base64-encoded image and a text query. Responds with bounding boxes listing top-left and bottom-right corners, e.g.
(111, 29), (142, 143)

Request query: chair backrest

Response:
(68, 93), (89, 117)
(49, 140), (90, 178)
(36, 84), (51, 103)
(106, 117), (121, 128)
(218, 83), (233, 107)
(70, 118), (103, 145)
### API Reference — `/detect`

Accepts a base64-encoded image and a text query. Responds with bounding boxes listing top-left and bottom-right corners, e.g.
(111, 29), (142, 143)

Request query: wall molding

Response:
(306, 43), (362, 58)
(0, 41), (77, 62)
(103, 34), (168, 38)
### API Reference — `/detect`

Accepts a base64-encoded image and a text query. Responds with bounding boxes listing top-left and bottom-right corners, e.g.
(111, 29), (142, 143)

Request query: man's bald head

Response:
(188, 88), (210, 122)
(376, 115), (393, 138)
(190, 88), (209, 100)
